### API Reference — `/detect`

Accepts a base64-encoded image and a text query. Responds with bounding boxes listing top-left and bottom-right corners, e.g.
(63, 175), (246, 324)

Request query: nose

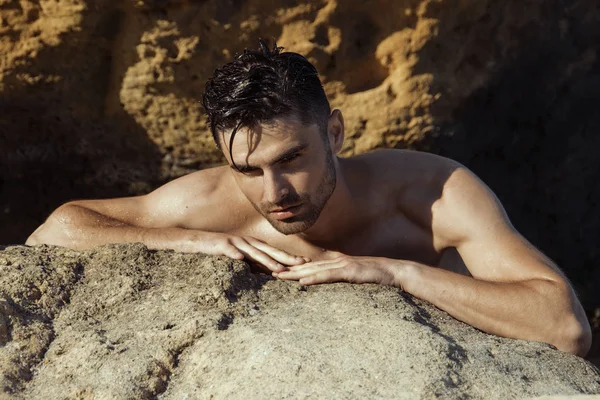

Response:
(263, 170), (290, 204)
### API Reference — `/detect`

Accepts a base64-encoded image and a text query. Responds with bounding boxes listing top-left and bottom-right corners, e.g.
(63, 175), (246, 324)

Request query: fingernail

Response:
(272, 272), (279, 277)
(303, 257), (311, 262)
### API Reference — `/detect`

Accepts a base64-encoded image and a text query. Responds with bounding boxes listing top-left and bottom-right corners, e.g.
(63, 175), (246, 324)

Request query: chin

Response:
(268, 219), (314, 235)
(266, 212), (320, 235)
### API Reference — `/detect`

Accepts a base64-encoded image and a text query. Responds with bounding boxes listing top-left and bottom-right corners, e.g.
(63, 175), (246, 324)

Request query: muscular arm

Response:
(26, 172), (200, 251)
(26, 198), (190, 251)
(276, 164), (591, 356)
(280, 253), (590, 355)
(403, 167), (591, 356)
(26, 170), (308, 271)
(397, 260), (589, 355)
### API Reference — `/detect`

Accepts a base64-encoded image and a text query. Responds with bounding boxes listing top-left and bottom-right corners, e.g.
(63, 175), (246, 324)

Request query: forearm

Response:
(396, 262), (591, 356)
(26, 204), (185, 251)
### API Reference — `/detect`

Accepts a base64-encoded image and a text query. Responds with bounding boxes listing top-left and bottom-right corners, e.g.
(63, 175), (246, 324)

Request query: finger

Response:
(287, 259), (337, 271)
(224, 246), (245, 260)
(244, 237), (309, 266)
(208, 242), (245, 260)
(276, 263), (343, 280)
(276, 263), (335, 278)
(322, 250), (346, 260)
(232, 239), (287, 272)
(299, 267), (350, 285)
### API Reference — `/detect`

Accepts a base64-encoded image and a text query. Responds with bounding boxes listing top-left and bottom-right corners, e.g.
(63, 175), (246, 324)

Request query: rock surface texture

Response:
(0, 244), (599, 399)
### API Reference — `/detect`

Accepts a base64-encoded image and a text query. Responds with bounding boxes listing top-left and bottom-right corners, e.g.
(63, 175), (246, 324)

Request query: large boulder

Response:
(0, 244), (598, 399)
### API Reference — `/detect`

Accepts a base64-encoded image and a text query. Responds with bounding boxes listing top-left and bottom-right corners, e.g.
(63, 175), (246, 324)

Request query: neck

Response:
(299, 157), (357, 244)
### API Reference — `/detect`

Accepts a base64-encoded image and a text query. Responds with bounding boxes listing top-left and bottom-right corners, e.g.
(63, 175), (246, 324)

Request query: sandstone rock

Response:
(0, 244), (598, 399)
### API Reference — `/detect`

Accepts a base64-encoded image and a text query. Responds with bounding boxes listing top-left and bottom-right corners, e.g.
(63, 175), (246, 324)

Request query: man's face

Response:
(221, 114), (337, 235)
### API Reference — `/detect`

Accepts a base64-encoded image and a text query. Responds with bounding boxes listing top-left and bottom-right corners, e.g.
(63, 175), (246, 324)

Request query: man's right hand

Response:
(176, 232), (309, 273)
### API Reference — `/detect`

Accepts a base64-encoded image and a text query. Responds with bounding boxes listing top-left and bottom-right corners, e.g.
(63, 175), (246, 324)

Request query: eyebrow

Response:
(232, 143), (309, 173)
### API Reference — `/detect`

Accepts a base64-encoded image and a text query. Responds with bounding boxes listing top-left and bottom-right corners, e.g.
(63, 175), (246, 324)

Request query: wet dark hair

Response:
(202, 40), (331, 160)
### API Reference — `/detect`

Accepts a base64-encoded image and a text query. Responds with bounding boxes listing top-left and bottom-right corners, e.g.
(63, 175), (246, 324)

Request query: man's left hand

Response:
(273, 254), (402, 287)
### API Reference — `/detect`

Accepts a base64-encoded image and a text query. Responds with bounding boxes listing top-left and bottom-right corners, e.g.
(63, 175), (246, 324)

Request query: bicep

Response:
(432, 167), (565, 283)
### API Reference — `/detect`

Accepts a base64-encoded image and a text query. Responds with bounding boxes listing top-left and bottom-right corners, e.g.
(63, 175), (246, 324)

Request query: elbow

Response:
(25, 231), (41, 246)
(555, 316), (592, 357)
(549, 283), (592, 357)
(532, 279), (592, 357)
(26, 220), (50, 246)
(25, 204), (77, 248)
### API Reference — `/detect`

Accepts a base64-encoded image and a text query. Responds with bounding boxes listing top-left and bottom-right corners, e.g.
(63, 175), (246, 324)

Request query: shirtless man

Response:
(27, 42), (591, 356)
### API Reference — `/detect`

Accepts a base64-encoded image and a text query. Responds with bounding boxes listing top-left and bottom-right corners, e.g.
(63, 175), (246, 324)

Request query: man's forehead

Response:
(225, 133), (307, 168)
(221, 115), (313, 141)
(220, 116), (320, 160)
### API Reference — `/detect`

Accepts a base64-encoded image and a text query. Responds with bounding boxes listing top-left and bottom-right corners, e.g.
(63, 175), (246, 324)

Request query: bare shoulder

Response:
(147, 165), (231, 204)
(352, 149), (463, 216)
(428, 158), (512, 250)
(56, 165), (242, 232)
(359, 149), (512, 250)
(353, 149), (508, 246)
(355, 148), (461, 188)
(143, 165), (240, 229)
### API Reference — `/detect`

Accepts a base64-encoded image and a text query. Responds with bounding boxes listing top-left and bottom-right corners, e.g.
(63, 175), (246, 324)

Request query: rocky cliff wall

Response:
(1, 0), (599, 363)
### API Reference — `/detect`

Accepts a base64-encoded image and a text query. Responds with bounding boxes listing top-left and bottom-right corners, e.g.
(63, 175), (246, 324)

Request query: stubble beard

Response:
(257, 151), (337, 235)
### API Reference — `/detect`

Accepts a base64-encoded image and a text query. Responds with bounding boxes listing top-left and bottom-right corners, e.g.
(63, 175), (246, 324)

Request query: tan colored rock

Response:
(1, 0), (569, 180)
(0, 244), (599, 399)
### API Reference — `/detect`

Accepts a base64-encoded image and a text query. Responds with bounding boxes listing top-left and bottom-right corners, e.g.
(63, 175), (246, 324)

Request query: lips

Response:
(270, 204), (300, 213)
(269, 204), (303, 220)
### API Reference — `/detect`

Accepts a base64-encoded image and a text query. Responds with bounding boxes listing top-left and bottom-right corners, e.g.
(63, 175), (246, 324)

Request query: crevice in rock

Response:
(223, 263), (272, 304)
(217, 313), (234, 331)
(400, 292), (469, 395)
(142, 331), (205, 399)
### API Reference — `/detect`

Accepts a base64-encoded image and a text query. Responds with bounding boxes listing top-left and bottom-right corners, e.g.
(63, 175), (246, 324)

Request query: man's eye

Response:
(282, 153), (300, 163)
(241, 169), (261, 176)
(236, 166), (261, 176)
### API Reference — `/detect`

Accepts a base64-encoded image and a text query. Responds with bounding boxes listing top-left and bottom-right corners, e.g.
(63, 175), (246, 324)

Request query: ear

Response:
(327, 109), (345, 154)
